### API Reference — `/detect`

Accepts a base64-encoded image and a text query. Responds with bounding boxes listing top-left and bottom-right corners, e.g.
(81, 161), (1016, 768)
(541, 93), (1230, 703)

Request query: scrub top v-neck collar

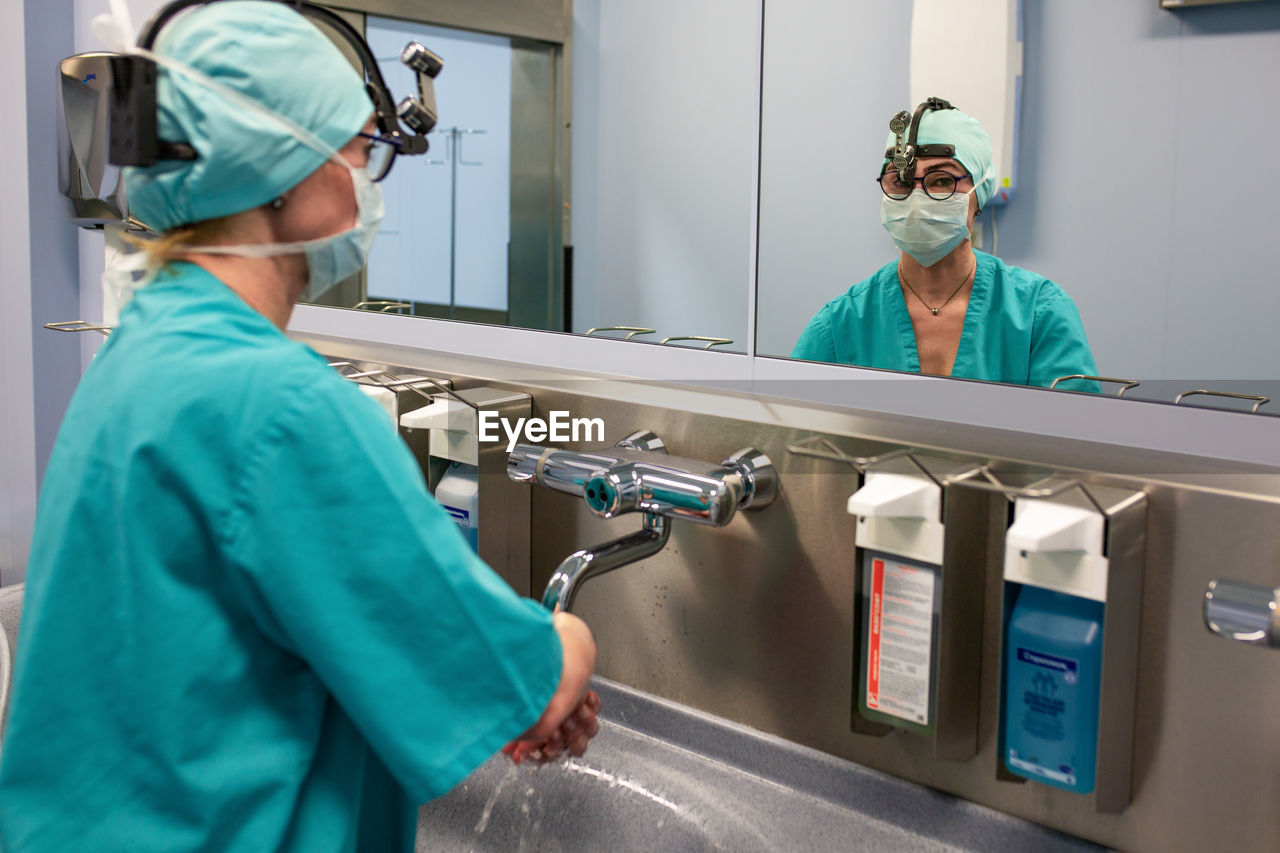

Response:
(889, 252), (991, 378)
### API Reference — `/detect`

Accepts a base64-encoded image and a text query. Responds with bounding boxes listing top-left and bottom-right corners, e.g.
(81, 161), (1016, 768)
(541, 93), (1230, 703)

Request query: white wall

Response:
(571, 0), (759, 351)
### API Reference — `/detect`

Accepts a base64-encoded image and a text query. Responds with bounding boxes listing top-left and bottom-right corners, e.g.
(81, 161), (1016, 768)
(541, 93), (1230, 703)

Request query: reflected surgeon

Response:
(792, 99), (1098, 391)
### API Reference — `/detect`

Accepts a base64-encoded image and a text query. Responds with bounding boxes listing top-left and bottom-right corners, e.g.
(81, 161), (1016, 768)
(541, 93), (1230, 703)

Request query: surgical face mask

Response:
(299, 163), (384, 301)
(880, 190), (973, 268)
(191, 159), (385, 303)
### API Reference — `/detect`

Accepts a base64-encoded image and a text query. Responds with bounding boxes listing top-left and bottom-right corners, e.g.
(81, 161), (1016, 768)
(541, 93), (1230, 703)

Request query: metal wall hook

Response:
(1173, 389), (1269, 414)
(784, 436), (854, 465)
(353, 300), (412, 314)
(659, 336), (734, 349)
(1050, 375), (1140, 396)
(430, 127), (487, 166)
(44, 320), (112, 337)
(585, 326), (656, 340)
(456, 128), (486, 166)
(946, 465), (1107, 517)
(784, 436), (941, 486)
(327, 362), (474, 410)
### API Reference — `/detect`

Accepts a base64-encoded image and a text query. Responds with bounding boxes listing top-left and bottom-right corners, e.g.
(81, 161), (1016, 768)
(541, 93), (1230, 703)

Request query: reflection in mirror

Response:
(309, 1), (759, 354)
(568, 0), (758, 353)
(790, 100), (1100, 393)
(756, 1), (1280, 409)
(307, 16), (555, 329)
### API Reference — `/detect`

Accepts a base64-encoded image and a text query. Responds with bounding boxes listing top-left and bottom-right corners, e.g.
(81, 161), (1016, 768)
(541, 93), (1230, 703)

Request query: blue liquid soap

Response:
(1002, 585), (1104, 794)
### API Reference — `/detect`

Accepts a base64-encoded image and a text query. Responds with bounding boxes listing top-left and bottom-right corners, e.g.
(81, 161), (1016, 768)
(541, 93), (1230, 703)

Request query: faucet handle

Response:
(582, 447), (778, 525)
(616, 430), (666, 453)
(723, 448), (779, 510)
(1204, 578), (1280, 648)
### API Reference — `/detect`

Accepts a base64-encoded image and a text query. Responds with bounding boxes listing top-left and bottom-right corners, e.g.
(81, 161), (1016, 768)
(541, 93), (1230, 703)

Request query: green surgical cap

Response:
(883, 105), (997, 210)
(125, 0), (373, 232)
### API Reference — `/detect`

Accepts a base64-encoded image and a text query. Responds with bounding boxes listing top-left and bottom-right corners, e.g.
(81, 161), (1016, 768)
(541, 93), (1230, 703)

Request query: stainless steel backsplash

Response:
(308, 336), (1280, 852)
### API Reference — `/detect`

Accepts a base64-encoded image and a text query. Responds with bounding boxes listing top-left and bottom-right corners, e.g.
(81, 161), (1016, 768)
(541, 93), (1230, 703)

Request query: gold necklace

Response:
(898, 260), (975, 316)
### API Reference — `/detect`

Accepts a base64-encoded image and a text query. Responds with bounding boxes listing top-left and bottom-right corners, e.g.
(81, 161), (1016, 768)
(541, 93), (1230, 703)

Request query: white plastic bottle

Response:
(435, 461), (479, 552)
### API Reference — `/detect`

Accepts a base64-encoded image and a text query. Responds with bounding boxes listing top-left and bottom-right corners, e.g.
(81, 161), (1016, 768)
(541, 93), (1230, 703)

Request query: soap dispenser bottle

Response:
(847, 470), (947, 737)
(400, 397), (481, 552)
(1000, 497), (1110, 795)
(434, 460), (479, 551)
(1003, 584), (1104, 793)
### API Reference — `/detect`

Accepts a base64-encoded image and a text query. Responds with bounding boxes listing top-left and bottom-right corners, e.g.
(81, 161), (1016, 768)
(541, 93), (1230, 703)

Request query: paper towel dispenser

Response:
(57, 53), (128, 227)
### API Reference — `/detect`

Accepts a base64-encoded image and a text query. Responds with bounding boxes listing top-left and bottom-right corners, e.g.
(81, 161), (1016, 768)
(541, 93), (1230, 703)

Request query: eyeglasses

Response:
(878, 168), (972, 201)
(359, 132), (405, 183)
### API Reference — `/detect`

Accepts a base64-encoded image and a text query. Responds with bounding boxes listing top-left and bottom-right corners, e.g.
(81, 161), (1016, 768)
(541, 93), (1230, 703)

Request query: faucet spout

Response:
(542, 514), (671, 612)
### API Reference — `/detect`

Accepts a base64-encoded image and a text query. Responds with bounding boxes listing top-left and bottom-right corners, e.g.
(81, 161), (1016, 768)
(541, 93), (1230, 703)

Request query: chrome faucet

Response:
(540, 514), (671, 612)
(509, 431), (778, 611)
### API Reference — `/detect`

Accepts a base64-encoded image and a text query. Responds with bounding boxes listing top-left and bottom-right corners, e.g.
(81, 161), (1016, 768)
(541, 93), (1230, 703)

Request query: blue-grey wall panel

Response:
(26, 0), (82, 486)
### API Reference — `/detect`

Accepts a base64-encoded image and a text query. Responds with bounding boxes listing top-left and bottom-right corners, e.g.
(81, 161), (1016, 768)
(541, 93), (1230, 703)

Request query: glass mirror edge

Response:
(289, 306), (1280, 468)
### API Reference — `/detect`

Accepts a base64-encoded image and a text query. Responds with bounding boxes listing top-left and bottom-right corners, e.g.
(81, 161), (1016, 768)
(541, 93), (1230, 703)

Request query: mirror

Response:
(756, 0), (1280, 411)
(307, 0), (759, 353)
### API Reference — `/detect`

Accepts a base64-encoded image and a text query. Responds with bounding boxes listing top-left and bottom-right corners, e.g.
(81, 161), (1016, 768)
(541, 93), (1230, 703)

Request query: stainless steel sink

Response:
(416, 677), (1099, 852)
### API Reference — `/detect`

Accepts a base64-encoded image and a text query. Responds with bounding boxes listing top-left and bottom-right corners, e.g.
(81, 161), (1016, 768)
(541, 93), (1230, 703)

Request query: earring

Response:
(270, 197), (286, 210)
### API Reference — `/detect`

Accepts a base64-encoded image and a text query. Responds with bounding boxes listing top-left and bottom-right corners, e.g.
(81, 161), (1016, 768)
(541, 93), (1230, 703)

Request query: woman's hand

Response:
(502, 689), (602, 765)
(501, 612), (598, 764)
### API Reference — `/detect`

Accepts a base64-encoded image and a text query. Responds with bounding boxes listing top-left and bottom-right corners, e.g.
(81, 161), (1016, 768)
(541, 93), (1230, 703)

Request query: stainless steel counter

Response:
(417, 677), (1100, 852)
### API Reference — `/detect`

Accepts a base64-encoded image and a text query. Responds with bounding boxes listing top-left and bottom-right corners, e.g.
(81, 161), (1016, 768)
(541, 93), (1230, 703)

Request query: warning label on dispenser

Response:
(865, 556), (936, 725)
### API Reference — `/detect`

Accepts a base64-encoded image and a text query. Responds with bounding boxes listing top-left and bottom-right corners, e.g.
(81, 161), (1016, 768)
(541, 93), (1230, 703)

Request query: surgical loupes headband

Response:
(107, 0), (443, 168)
(885, 96), (956, 183)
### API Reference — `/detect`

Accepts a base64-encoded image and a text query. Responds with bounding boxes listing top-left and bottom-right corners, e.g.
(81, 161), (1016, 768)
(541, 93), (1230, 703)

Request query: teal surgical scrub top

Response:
(791, 251), (1099, 392)
(0, 264), (561, 852)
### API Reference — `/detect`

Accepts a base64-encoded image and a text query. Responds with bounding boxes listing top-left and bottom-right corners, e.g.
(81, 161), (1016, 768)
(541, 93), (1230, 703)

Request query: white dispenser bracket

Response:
(849, 471), (944, 565)
(1005, 500), (1108, 602)
(400, 396), (480, 466)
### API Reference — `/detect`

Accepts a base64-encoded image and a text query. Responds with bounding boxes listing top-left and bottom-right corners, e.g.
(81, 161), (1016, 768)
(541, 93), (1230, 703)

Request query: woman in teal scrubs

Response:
(0, 4), (597, 851)
(792, 103), (1098, 392)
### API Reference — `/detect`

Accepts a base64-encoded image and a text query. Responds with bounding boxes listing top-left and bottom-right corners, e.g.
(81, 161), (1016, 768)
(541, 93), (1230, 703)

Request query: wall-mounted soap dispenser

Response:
(834, 449), (998, 761)
(980, 475), (1147, 814)
(399, 386), (533, 594)
(402, 396), (482, 551)
(849, 466), (946, 738)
